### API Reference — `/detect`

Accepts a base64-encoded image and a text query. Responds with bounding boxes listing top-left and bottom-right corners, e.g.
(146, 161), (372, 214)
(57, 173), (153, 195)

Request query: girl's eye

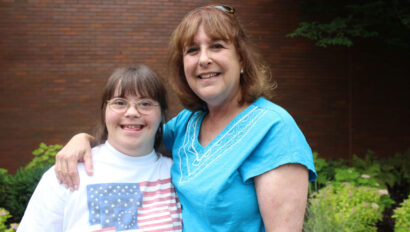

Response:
(138, 100), (154, 107)
(113, 99), (127, 106)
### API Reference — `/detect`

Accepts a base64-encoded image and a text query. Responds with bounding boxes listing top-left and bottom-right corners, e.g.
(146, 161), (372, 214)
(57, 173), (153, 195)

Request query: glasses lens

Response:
(136, 99), (157, 114)
(108, 98), (158, 114)
(109, 98), (128, 112)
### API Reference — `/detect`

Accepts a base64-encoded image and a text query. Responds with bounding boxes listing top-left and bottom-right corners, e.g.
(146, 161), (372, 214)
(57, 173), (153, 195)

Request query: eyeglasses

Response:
(213, 5), (235, 14)
(107, 98), (159, 114)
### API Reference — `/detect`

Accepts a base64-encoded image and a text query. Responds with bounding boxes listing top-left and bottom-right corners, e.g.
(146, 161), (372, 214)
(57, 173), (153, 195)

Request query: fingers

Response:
(83, 149), (94, 176)
(67, 154), (81, 190)
(55, 151), (65, 184)
(53, 133), (95, 190)
(55, 150), (75, 190)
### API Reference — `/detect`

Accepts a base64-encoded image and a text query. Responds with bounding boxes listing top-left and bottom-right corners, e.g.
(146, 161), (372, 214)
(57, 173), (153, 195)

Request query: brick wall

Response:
(0, 0), (409, 172)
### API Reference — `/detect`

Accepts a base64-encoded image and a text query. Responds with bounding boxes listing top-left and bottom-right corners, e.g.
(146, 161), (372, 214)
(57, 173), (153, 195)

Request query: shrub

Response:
(304, 182), (389, 232)
(310, 152), (346, 191)
(25, 143), (62, 170)
(0, 169), (8, 208)
(0, 208), (18, 232)
(352, 149), (410, 192)
(3, 165), (51, 223)
(392, 195), (410, 232)
(0, 143), (61, 223)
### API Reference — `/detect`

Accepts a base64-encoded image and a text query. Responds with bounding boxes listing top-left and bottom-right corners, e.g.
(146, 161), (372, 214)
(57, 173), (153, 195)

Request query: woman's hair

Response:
(94, 64), (168, 150)
(168, 5), (276, 111)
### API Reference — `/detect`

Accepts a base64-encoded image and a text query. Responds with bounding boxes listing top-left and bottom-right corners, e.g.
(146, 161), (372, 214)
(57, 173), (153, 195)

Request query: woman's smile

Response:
(183, 24), (243, 107)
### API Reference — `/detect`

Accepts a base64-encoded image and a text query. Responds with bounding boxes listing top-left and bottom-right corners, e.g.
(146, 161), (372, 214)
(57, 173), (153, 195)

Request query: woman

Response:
(19, 65), (182, 231)
(56, 5), (316, 231)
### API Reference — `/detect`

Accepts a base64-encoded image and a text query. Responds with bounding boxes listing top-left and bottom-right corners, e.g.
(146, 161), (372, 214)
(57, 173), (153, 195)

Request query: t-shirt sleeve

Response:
(17, 167), (68, 232)
(239, 111), (317, 183)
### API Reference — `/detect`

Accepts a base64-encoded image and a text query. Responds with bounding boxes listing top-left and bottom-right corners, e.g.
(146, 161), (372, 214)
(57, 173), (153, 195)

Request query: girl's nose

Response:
(124, 104), (141, 117)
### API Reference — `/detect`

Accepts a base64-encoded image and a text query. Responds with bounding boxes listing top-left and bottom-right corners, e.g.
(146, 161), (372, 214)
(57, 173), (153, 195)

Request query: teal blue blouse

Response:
(164, 97), (317, 231)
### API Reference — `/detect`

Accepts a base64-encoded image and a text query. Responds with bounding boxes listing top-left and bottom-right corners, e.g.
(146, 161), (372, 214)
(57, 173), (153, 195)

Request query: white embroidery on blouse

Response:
(177, 106), (266, 183)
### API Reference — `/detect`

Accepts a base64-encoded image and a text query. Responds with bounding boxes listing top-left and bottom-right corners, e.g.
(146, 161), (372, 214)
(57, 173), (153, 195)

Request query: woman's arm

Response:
(55, 133), (95, 190)
(254, 163), (309, 232)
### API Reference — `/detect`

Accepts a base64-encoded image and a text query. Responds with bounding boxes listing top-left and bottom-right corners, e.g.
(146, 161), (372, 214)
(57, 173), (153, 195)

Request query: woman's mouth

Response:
(198, 72), (220, 79)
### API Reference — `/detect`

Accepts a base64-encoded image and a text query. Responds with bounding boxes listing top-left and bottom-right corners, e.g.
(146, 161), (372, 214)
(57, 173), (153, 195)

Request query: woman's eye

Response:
(185, 47), (198, 54)
(212, 43), (224, 49)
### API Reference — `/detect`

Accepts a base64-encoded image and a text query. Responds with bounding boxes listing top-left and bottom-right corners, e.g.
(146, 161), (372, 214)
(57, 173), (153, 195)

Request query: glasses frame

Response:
(213, 5), (235, 14)
(107, 97), (160, 115)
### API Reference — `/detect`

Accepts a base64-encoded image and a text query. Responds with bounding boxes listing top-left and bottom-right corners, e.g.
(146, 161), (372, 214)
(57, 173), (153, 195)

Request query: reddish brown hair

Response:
(168, 5), (276, 111)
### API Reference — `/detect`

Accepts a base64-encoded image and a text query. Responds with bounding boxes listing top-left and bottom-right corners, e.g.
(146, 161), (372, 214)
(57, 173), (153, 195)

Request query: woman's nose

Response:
(199, 49), (212, 67)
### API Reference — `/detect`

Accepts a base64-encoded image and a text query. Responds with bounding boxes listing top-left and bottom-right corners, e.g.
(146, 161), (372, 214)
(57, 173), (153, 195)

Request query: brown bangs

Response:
(108, 67), (165, 104)
(179, 8), (238, 50)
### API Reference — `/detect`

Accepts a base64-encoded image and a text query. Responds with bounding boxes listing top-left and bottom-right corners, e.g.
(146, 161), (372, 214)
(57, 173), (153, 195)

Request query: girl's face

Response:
(105, 92), (162, 157)
(182, 24), (242, 108)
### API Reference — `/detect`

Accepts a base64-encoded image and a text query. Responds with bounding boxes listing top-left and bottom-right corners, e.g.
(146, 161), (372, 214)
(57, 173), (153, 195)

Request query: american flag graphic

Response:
(86, 178), (182, 232)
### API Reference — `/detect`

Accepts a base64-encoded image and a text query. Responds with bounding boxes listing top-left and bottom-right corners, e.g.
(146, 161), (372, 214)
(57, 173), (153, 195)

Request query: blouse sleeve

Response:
(239, 110), (317, 183)
(163, 116), (177, 152)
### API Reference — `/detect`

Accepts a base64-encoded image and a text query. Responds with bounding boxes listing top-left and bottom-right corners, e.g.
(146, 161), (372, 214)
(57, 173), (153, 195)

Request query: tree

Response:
(287, 0), (410, 50)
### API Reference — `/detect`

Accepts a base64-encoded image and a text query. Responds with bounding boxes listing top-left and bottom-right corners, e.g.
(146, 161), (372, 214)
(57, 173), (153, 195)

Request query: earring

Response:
(240, 68), (244, 74)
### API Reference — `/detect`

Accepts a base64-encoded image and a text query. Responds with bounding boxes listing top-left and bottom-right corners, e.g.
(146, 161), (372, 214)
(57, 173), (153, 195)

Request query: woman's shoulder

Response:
(252, 97), (295, 122)
(166, 108), (203, 129)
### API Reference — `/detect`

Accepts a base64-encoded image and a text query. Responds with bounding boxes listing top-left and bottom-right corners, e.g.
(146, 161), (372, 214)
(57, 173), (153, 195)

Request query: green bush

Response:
(0, 143), (61, 223)
(351, 150), (410, 192)
(25, 143), (62, 170)
(3, 165), (51, 222)
(304, 182), (389, 232)
(0, 169), (8, 208)
(310, 152), (346, 191)
(392, 195), (410, 232)
(0, 208), (18, 232)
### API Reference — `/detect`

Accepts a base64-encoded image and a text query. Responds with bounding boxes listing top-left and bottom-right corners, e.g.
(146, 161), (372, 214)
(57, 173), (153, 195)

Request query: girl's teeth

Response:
(200, 73), (218, 79)
(125, 125), (141, 129)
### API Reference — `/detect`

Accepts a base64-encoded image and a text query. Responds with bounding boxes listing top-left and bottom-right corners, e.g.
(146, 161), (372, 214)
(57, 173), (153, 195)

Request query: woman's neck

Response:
(199, 99), (250, 147)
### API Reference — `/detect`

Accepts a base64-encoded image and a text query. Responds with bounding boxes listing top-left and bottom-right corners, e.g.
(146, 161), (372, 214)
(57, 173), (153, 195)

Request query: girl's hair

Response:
(168, 5), (276, 111)
(94, 64), (168, 150)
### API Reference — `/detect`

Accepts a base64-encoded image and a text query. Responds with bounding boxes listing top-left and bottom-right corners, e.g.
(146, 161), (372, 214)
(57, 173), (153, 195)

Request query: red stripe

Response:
(138, 208), (181, 218)
(138, 202), (179, 211)
(141, 187), (175, 196)
(138, 216), (183, 228)
(92, 226), (116, 232)
(141, 195), (179, 205)
(138, 178), (172, 187)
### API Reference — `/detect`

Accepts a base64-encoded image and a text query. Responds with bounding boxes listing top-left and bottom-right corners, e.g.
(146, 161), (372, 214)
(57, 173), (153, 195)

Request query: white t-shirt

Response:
(18, 141), (182, 232)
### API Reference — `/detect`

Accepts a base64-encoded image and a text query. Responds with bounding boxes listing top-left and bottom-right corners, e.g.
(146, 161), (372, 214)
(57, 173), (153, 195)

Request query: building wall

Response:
(0, 0), (409, 172)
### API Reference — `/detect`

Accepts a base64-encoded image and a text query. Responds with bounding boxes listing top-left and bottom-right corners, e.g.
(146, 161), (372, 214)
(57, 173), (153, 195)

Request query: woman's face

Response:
(105, 92), (162, 157)
(183, 24), (242, 108)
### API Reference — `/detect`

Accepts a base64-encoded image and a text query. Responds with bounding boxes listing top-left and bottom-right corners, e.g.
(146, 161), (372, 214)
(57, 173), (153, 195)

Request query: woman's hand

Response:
(55, 133), (95, 190)
(255, 163), (309, 231)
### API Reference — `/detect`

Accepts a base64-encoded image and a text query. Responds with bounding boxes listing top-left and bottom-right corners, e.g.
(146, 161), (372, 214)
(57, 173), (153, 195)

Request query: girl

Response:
(18, 65), (182, 231)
